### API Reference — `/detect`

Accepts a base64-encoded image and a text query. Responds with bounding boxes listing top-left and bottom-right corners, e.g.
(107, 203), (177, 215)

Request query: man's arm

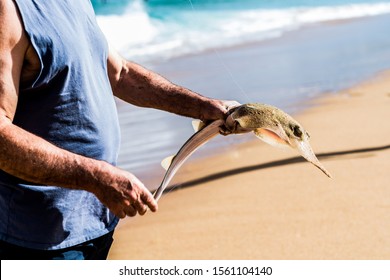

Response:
(107, 48), (234, 122)
(0, 0), (157, 218)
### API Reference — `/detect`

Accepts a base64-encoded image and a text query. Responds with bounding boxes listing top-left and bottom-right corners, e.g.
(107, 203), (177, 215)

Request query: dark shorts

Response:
(0, 231), (114, 260)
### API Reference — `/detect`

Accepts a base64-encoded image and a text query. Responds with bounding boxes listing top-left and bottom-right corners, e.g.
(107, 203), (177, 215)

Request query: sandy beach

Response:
(107, 69), (390, 260)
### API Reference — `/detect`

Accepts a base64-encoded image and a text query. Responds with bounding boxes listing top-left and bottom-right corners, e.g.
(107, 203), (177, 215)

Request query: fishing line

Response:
(186, 0), (251, 102)
(187, 0), (194, 10)
(212, 49), (249, 101)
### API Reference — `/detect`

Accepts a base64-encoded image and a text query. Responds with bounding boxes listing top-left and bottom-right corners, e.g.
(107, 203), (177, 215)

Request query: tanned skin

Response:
(0, 0), (232, 219)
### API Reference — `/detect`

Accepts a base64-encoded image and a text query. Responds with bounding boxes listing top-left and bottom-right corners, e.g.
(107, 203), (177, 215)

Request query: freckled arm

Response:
(106, 48), (229, 122)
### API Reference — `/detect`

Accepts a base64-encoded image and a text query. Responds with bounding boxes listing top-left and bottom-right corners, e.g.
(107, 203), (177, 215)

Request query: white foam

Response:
(96, 1), (390, 62)
(97, 0), (158, 50)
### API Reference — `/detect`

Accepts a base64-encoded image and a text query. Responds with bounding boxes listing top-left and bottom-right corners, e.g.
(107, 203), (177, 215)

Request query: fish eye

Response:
(293, 125), (303, 138)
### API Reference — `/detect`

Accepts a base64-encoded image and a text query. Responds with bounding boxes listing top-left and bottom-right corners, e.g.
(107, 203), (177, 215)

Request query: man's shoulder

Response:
(0, 0), (31, 75)
(0, 0), (29, 50)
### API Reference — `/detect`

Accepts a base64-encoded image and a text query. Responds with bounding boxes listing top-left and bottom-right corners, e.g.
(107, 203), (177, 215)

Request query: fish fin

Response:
(161, 155), (175, 170)
(254, 126), (290, 149)
(192, 119), (206, 132)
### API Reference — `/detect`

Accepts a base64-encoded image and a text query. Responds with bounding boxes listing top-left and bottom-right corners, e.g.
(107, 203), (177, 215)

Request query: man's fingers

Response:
(115, 210), (126, 219)
(141, 191), (158, 212)
(130, 198), (147, 216)
(223, 100), (241, 114)
(124, 204), (137, 217)
(114, 172), (158, 217)
(123, 190), (157, 217)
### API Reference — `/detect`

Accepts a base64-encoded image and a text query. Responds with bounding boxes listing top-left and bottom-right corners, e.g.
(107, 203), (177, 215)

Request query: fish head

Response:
(228, 103), (332, 177)
(250, 105), (310, 149)
(226, 103), (304, 139)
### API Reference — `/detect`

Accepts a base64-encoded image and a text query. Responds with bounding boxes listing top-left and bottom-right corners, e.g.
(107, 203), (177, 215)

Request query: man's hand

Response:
(92, 164), (158, 218)
(203, 99), (241, 135)
(212, 99), (241, 119)
(0, 117), (158, 219)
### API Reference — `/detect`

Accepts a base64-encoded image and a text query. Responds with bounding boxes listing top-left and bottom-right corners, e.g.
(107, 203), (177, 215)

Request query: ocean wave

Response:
(96, 1), (390, 62)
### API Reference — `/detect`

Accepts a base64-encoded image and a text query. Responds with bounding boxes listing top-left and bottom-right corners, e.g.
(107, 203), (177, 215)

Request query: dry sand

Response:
(108, 71), (390, 260)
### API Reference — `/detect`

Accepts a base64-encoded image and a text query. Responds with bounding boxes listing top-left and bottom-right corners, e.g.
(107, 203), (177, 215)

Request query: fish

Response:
(153, 103), (331, 201)
(153, 119), (224, 201)
(225, 103), (332, 178)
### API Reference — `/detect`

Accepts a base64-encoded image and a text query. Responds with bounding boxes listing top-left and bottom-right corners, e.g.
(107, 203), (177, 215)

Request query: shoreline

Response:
(108, 70), (390, 259)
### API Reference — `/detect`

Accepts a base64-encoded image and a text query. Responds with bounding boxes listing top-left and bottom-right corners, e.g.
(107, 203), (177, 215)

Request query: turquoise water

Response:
(93, 0), (390, 13)
(92, 0), (390, 63)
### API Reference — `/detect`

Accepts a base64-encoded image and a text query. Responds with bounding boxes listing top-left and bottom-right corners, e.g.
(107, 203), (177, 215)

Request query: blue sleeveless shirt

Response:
(0, 0), (121, 249)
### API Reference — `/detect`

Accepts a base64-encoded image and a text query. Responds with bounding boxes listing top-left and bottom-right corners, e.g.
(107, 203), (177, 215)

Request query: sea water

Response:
(90, 0), (390, 185)
(93, 0), (390, 63)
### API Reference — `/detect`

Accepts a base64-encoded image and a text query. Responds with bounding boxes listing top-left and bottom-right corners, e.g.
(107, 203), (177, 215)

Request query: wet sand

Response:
(108, 71), (390, 260)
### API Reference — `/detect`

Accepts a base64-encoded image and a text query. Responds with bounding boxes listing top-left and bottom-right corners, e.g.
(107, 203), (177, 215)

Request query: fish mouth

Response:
(291, 139), (332, 178)
(222, 114), (254, 135)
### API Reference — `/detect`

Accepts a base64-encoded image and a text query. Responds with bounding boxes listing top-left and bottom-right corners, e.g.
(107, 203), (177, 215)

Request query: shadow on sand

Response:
(162, 144), (390, 194)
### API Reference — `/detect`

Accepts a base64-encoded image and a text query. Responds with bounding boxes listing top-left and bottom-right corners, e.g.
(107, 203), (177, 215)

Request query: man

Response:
(0, 0), (235, 259)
